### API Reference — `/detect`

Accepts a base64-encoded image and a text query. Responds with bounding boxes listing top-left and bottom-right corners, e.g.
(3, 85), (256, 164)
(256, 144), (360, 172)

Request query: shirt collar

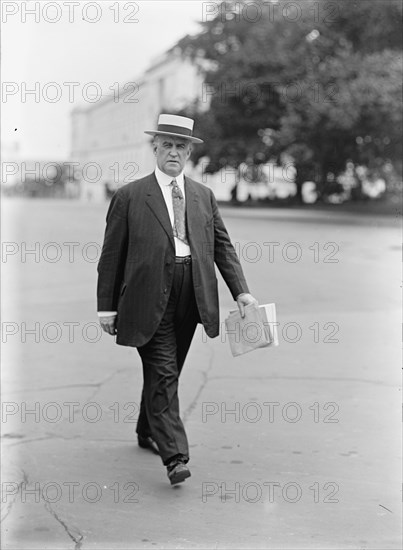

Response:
(155, 166), (185, 188)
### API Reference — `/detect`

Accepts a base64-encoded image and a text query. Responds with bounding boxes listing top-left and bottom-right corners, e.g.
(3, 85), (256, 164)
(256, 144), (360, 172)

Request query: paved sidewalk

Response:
(1, 198), (401, 549)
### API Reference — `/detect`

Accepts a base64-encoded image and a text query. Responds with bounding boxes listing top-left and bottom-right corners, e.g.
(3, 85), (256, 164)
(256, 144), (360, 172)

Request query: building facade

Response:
(70, 48), (204, 202)
(71, 47), (297, 203)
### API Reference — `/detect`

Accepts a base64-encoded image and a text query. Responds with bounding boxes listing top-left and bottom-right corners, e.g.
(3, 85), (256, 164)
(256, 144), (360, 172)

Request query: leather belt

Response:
(175, 255), (192, 264)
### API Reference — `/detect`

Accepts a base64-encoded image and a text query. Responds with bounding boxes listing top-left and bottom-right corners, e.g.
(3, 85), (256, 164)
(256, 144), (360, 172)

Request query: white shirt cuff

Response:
(98, 311), (117, 317)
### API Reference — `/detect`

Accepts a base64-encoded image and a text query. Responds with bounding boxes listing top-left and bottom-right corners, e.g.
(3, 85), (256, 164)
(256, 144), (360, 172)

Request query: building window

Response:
(158, 77), (165, 109)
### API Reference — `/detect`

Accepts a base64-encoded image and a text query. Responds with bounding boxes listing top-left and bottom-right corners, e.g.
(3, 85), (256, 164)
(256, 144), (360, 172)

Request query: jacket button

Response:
(163, 288), (167, 294)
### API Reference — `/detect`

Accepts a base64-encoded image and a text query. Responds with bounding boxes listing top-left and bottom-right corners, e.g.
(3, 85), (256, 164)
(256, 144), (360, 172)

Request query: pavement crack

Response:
(0, 468), (28, 524)
(183, 346), (215, 424)
(208, 374), (396, 387)
(43, 499), (84, 550)
(5, 434), (63, 447)
(6, 435), (134, 447)
(2, 383), (102, 395)
(86, 366), (128, 402)
(379, 504), (393, 513)
(2, 367), (128, 398)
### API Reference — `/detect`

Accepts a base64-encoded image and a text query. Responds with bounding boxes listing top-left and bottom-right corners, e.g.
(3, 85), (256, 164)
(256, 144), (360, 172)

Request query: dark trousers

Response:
(136, 261), (199, 465)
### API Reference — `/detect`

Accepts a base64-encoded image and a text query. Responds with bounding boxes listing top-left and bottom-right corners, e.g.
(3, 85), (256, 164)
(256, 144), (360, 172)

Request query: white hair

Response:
(153, 134), (192, 153)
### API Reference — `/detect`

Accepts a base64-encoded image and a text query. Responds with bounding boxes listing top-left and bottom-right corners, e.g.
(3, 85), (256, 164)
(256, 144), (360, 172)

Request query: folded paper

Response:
(225, 302), (279, 357)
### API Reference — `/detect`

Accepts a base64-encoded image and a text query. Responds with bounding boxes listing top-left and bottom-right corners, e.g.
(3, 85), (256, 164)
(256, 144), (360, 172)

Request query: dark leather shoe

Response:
(137, 435), (160, 455)
(167, 459), (191, 485)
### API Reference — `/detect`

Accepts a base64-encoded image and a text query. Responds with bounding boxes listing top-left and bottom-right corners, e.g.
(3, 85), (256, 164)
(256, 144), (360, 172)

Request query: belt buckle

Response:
(184, 256), (191, 265)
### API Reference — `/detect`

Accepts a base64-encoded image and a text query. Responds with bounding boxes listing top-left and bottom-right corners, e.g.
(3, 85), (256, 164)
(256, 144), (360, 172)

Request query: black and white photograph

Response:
(1, 0), (402, 548)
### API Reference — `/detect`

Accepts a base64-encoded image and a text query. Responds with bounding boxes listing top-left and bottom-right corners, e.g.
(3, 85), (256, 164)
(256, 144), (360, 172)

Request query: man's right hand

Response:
(99, 315), (117, 335)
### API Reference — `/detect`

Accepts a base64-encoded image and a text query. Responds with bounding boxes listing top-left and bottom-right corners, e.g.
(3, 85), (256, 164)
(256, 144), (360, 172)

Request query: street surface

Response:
(1, 198), (401, 549)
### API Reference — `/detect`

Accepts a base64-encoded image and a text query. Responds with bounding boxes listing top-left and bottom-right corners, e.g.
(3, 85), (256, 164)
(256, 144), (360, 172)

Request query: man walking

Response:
(97, 114), (257, 485)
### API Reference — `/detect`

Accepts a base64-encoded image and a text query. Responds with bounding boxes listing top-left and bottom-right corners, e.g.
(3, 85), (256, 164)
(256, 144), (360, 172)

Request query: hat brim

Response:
(145, 130), (203, 144)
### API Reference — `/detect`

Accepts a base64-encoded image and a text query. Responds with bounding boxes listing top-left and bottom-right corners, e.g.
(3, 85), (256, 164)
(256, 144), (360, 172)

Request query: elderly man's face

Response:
(154, 136), (192, 177)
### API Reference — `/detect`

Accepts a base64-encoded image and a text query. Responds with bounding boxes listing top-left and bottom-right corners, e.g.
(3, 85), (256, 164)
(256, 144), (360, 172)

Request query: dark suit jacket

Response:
(97, 172), (249, 347)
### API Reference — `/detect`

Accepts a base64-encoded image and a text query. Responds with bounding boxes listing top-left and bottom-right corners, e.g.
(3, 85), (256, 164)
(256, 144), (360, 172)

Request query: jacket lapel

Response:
(184, 176), (200, 247)
(145, 173), (200, 252)
(145, 173), (175, 250)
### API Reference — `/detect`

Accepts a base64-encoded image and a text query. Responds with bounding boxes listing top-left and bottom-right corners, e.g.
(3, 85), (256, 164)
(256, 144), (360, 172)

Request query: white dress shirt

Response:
(98, 167), (191, 318)
(154, 166), (191, 258)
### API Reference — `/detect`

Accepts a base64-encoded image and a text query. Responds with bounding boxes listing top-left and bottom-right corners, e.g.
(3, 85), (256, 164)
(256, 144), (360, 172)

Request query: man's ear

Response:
(186, 145), (192, 159)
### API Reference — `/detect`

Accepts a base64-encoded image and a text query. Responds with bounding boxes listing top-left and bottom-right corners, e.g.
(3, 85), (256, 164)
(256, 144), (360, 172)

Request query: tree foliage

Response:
(175, 0), (402, 200)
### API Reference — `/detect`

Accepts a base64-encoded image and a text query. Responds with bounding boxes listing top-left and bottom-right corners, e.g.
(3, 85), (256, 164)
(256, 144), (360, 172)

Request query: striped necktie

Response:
(171, 179), (188, 245)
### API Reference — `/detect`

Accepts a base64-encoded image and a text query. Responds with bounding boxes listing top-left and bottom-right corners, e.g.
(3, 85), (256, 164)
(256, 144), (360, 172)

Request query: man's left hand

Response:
(236, 293), (259, 318)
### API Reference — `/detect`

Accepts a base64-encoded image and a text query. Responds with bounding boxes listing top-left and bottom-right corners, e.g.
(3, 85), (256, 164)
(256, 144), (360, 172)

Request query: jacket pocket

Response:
(120, 282), (127, 296)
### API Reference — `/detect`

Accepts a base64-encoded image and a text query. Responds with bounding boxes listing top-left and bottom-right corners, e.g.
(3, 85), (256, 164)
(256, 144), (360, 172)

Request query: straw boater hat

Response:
(145, 114), (204, 144)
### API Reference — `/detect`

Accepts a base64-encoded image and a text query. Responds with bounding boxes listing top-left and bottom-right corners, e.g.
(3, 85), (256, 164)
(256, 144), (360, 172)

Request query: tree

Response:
(175, 0), (402, 202)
